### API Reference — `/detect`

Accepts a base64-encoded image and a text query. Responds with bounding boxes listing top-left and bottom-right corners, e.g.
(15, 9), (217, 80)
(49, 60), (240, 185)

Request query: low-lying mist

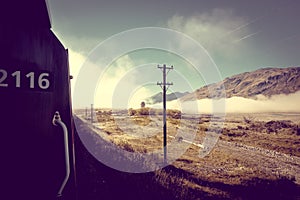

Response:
(156, 91), (300, 114)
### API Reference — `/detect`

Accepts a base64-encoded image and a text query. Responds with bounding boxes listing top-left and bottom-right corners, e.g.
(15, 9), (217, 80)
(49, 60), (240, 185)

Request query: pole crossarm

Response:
(157, 65), (173, 70)
(157, 82), (173, 90)
(157, 82), (173, 86)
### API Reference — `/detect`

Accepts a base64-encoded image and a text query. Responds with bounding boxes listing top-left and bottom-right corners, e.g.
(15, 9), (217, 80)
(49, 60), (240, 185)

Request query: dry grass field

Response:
(75, 109), (300, 199)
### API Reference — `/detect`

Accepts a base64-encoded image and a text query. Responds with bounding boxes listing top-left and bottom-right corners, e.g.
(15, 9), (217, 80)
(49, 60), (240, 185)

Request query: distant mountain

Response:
(180, 67), (300, 101)
(146, 91), (190, 104)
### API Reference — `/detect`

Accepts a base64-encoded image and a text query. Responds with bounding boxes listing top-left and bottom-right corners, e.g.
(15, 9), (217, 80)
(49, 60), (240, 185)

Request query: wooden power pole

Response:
(157, 64), (173, 164)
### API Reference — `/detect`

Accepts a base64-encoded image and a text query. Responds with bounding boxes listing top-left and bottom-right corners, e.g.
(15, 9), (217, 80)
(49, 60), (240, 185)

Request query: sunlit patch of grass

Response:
(130, 115), (152, 126)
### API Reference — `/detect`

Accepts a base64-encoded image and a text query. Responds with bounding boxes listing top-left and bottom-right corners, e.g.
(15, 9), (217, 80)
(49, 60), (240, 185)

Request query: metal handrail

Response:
(52, 111), (70, 198)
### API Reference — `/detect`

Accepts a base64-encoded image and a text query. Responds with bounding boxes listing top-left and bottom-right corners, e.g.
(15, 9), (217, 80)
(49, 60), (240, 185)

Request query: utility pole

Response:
(157, 64), (173, 164)
(91, 104), (94, 123)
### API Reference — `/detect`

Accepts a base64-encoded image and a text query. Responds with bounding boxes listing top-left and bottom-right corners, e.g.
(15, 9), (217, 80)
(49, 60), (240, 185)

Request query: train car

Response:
(0, 0), (76, 199)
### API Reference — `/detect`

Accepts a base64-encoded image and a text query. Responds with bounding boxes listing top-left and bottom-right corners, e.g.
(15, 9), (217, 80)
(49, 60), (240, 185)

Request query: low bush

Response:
(128, 107), (181, 119)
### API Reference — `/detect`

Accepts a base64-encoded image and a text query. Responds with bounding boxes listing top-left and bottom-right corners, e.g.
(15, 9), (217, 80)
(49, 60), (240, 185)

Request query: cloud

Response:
(68, 48), (154, 108)
(167, 8), (254, 61)
(70, 48), (169, 109)
(53, 29), (101, 55)
(164, 91), (300, 114)
(94, 55), (154, 109)
(94, 55), (135, 108)
(68, 9), (264, 109)
(68, 48), (86, 100)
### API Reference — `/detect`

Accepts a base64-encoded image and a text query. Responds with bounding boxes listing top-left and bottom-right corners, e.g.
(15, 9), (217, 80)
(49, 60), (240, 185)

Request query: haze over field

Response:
(165, 91), (300, 114)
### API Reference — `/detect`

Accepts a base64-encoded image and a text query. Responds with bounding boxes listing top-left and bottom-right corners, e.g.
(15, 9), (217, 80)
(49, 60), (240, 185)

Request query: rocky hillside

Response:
(180, 67), (300, 101)
(146, 91), (190, 104)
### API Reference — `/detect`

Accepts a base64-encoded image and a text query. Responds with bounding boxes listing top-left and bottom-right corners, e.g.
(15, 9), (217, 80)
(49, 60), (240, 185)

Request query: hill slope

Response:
(181, 67), (300, 101)
(146, 91), (190, 104)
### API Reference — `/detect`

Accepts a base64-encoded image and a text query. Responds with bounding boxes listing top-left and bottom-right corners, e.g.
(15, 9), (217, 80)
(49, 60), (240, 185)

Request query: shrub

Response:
(166, 109), (181, 119)
(137, 107), (150, 115)
(237, 125), (243, 129)
(116, 140), (134, 152)
(128, 108), (137, 116)
(128, 107), (181, 119)
(243, 116), (255, 124)
(295, 126), (300, 136)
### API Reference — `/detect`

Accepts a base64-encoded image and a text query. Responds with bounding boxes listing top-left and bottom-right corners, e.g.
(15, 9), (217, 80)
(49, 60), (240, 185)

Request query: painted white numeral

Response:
(1, 70), (50, 90)
(0, 69), (8, 87)
(11, 71), (21, 87)
(38, 73), (50, 89)
(26, 72), (35, 88)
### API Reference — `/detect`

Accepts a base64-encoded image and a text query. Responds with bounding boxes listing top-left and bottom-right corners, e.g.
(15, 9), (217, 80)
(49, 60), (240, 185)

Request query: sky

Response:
(47, 0), (300, 109)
